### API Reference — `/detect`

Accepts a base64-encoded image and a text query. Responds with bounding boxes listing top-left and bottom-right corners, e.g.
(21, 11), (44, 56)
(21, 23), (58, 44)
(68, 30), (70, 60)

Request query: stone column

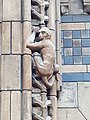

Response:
(47, 0), (57, 120)
(55, 0), (62, 95)
(1, 0), (22, 120)
(22, 0), (32, 120)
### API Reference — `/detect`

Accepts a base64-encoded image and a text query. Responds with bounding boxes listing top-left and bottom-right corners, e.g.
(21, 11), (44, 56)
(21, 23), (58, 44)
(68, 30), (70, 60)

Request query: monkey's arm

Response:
(26, 41), (44, 51)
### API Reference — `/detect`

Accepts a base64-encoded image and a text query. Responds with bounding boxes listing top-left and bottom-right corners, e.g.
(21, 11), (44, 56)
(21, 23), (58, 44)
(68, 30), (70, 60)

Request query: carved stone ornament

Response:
(26, 26), (59, 88)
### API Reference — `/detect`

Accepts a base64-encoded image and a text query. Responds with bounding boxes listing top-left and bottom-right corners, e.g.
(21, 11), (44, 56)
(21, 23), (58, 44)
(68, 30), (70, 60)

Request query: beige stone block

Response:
(87, 65), (90, 72)
(3, 0), (21, 20)
(12, 22), (22, 54)
(1, 91), (10, 120)
(22, 55), (32, 90)
(57, 108), (85, 120)
(0, 55), (1, 90)
(0, 0), (2, 22)
(47, 0), (55, 30)
(1, 55), (21, 90)
(58, 82), (77, 107)
(62, 65), (86, 73)
(11, 91), (21, 120)
(61, 23), (85, 30)
(0, 23), (1, 54)
(86, 23), (90, 29)
(2, 22), (10, 54)
(22, 0), (31, 21)
(22, 22), (32, 54)
(0, 91), (1, 118)
(78, 82), (90, 119)
(84, 0), (90, 2)
(22, 91), (32, 120)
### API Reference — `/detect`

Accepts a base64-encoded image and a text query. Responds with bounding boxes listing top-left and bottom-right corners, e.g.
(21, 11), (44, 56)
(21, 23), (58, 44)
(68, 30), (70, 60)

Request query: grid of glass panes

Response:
(61, 30), (90, 65)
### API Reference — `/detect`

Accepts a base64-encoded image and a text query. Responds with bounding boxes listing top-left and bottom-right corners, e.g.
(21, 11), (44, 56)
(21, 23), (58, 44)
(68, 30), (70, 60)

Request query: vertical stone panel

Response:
(1, 91), (10, 120)
(3, 0), (21, 20)
(12, 22), (22, 54)
(0, 23), (1, 54)
(2, 22), (10, 54)
(22, 0), (31, 21)
(1, 55), (21, 90)
(78, 82), (90, 119)
(0, 55), (1, 90)
(47, 0), (55, 30)
(22, 91), (32, 120)
(11, 91), (21, 120)
(22, 22), (32, 54)
(0, 0), (2, 22)
(22, 55), (32, 90)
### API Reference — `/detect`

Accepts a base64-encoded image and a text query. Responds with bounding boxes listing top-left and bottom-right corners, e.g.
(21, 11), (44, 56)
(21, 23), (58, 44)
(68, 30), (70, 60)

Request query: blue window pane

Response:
(82, 39), (90, 47)
(64, 56), (73, 65)
(62, 72), (90, 82)
(72, 31), (80, 38)
(63, 39), (72, 47)
(74, 56), (82, 64)
(73, 15), (90, 22)
(84, 73), (90, 81)
(64, 48), (72, 56)
(82, 56), (90, 64)
(81, 30), (89, 38)
(82, 48), (90, 55)
(73, 39), (81, 47)
(64, 31), (72, 38)
(62, 73), (83, 82)
(61, 16), (73, 23)
(73, 48), (81, 55)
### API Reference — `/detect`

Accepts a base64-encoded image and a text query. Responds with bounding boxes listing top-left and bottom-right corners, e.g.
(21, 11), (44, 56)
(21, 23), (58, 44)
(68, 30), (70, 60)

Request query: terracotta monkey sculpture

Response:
(26, 27), (59, 88)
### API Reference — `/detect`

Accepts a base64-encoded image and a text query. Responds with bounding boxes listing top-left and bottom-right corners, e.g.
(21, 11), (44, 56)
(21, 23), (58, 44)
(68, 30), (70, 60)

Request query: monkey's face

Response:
(39, 31), (48, 40)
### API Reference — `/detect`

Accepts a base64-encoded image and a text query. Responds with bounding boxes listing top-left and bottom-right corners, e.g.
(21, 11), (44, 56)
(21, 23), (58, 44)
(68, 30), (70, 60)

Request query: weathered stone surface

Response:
(22, 91), (32, 120)
(78, 82), (90, 120)
(58, 82), (77, 107)
(87, 65), (90, 72)
(69, 0), (83, 14)
(49, 96), (57, 120)
(22, 55), (32, 90)
(0, 0), (2, 22)
(47, 0), (55, 30)
(61, 23), (85, 30)
(57, 108), (86, 120)
(22, 0), (31, 21)
(62, 65), (86, 73)
(1, 55), (21, 90)
(0, 23), (1, 55)
(3, 0), (21, 20)
(22, 22), (32, 54)
(1, 91), (10, 120)
(2, 22), (10, 54)
(11, 91), (21, 120)
(12, 22), (22, 54)
(0, 55), (1, 90)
